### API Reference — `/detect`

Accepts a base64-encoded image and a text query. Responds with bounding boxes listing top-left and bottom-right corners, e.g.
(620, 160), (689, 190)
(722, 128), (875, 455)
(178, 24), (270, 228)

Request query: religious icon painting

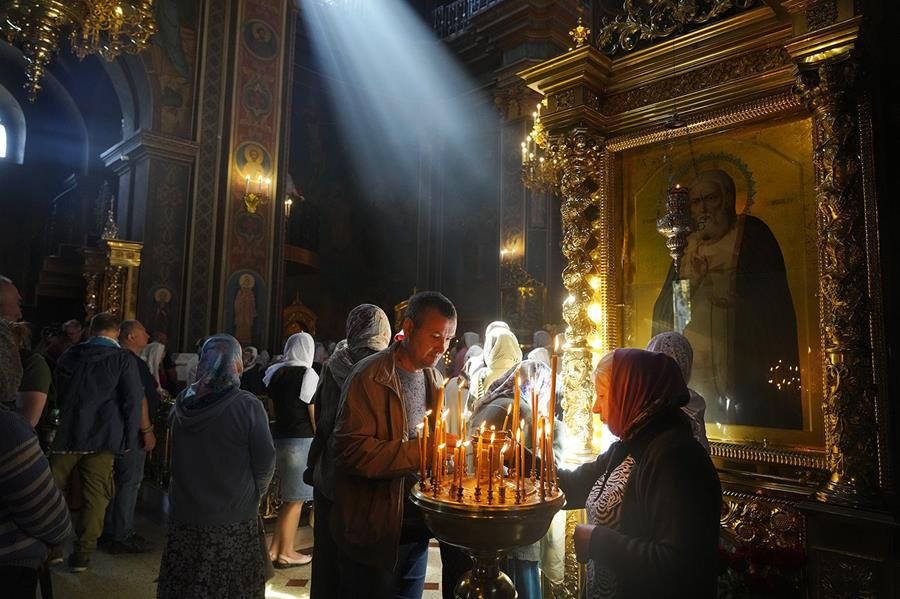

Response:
(242, 19), (279, 61)
(620, 116), (823, 450)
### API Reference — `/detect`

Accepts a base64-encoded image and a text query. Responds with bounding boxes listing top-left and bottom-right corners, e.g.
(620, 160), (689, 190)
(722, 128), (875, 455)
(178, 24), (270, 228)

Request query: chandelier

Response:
(0, 1), (157, 99)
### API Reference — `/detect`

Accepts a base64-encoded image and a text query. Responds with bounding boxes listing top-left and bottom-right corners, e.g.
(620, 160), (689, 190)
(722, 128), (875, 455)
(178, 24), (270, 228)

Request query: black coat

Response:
(559, 412), (721, 598)
(52, 341), (143, 454)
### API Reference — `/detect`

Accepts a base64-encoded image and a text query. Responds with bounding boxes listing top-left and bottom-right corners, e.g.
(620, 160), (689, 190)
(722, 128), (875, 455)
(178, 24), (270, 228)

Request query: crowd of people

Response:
(0, 274), (722, 599)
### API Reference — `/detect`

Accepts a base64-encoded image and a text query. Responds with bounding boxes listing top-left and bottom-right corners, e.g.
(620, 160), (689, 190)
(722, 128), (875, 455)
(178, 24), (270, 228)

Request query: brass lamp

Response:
(0, 0), (156, 99)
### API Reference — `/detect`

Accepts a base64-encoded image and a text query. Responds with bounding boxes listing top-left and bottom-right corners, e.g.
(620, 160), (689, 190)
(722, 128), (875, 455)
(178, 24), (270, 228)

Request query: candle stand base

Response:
(411, 484), (563, 599)
(454, 552), (516, 599)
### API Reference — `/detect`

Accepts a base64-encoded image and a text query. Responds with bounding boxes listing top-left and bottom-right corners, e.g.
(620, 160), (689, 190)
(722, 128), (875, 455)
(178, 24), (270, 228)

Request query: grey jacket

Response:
(169, 387), (275, 525)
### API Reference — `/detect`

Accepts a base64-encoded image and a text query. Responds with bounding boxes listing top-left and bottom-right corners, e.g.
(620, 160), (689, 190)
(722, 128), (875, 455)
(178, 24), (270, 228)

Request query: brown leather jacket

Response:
(330, 343), (441, 569)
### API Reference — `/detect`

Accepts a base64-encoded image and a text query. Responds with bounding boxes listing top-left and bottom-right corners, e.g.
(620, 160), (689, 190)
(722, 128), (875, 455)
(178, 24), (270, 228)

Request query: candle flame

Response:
(554, 335), (560, 353)
(455, 440), (462, 448)
(463, 441), (471, 447)
(438, 443), (446, 450)
(425, 409), (433, 416)
(490, 425), (496, 431)
(480, 422), (486, 433)
(500, 443), (509, 455)
(490, 432), (495, 443)
(416, 423), (423, 430)
(506, 404), (512, 415)
(442, 376), (450, 387)
(442, 409), (449, 420)
(516, 429), (521, 441)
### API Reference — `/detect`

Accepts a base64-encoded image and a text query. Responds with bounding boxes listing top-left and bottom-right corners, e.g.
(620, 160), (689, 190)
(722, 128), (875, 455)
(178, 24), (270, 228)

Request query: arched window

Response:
(0, 85), (26, 164)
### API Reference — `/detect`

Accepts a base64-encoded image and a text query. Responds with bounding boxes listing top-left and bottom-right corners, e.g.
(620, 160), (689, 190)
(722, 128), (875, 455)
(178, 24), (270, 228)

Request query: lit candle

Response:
(520, 418), (526, 492)
(475, 422), (485, 496)
(512, 370), (520, 438)
(531, 389), (538, 480)
(514, 428), (521, 496)
(244, 174), (250, 194)
(500, 443), (509, 480)
(416, 423), (426, 484)
(549, 337), (558, 452)
(455, 440), (463, 489)
(488, 431), (496, 497)
(265, 177), (272, 197)
(502, 403), (512, 432)
(256, 174), (263, 193)
(437, 443), (446, 485)
(457, 383), (462, 436)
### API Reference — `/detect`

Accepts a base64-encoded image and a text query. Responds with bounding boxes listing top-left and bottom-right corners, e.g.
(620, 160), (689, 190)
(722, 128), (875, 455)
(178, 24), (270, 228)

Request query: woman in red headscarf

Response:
(557, 348), (721, 598)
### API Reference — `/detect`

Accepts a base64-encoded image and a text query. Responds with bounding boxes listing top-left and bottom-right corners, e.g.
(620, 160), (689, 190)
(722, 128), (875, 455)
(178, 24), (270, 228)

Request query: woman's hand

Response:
(574, 523), (597, 563)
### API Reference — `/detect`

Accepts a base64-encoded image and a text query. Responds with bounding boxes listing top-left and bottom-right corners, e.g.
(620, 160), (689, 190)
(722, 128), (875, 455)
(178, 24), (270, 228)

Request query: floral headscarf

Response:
(182, 334), (243, 407)
(646, 331), (693, 383)
(328, 304), (391, 386)
(605, 348), (688, 440)
(475, 358), (554, 415)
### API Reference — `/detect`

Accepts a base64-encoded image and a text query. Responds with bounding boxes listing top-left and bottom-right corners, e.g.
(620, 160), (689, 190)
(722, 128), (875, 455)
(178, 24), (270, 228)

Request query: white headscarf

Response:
(462, 332), (480, 348)
(140, 341), (166, 389)
(528, 347), (551, 367)
(263, 332), (319, 404)
(471, 330), (522, 400)
(482, 321), (511, 357)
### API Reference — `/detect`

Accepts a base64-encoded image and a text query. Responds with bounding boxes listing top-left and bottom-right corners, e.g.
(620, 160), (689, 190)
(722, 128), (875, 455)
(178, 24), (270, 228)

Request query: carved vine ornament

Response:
(596, 0), (758, 55)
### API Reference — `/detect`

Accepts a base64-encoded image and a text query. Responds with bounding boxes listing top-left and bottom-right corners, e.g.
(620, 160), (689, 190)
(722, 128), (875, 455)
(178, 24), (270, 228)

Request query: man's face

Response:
(402, 309), (457, 369)
(129, 323), (150, 350)
(65, 325), (82, 344)
(689, 180), (732, 241)
(0, 281), (22, 322)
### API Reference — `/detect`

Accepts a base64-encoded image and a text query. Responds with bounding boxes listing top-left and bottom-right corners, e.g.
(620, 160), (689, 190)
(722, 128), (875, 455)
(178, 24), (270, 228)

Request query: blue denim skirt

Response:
(274, 437), (314, 502)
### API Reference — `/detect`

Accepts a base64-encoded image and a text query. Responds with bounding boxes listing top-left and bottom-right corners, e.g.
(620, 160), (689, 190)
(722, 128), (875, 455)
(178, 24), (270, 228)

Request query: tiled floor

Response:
(49, 488), (446, 599)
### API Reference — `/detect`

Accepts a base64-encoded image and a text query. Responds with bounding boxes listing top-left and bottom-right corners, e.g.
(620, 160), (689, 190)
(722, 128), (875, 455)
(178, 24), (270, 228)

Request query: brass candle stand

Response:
(411, 433), (564, 599)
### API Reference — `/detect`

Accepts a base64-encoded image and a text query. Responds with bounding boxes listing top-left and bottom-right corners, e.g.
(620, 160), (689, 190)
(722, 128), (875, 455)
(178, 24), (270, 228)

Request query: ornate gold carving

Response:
(83, 272), (100, 321)
(806, 0), (839, 31)
(711, 441), (828, 470)
(102, 265), (125, 319)
(563, 510), (583, 599)
(721, 491), (805, 550)
(595, 0), (758, 55)
(569, 16), (590, 48)
(602, 47), (791, 115)
(819, 552), (877, 599)
(555, 89), (576, 111)
(794, 57), (882, 504)
(606, 90), (802, 152)
(555, 128), (605, 460)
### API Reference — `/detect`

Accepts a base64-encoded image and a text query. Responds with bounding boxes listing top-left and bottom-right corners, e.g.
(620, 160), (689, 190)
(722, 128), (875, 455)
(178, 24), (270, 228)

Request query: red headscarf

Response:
(607, 348), (689, 440)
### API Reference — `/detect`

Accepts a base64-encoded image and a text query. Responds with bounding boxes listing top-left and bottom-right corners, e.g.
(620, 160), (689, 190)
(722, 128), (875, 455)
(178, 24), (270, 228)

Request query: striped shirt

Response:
(0, 410), (72, 567)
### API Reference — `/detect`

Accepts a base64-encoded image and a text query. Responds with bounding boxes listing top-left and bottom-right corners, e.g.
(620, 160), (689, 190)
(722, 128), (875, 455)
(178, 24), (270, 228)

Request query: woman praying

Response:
(559, 349), (721, 598)
(264, 332), (319, 568)
(157, 335), (275, 599)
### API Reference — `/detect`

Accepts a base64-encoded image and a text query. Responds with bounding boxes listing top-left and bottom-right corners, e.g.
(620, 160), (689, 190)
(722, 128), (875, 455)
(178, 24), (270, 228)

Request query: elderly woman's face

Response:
(592, 365), (611, 421)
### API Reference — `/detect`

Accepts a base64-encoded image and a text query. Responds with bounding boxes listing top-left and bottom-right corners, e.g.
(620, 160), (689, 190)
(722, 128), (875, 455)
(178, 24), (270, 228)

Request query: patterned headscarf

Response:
(328, 304), (391, 386)
(182, 334), (243, 407)
(264, 332), (319, 403)
(475, 358), (553, 415)
(242, 346), (259, 370)
(604, 348), (688, 440)
(646, 331), (693, 383)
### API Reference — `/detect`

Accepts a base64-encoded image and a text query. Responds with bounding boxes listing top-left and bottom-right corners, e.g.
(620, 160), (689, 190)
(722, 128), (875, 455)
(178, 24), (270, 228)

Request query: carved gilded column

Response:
(794, 55), (888, 504)
(554, 127), (605, 599)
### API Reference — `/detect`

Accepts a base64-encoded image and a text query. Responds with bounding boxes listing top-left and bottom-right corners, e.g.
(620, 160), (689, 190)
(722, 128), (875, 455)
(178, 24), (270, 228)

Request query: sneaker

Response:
(108, 533), (153, 554)
(47, 546), (64, 566)
(68, 552), (90, 573)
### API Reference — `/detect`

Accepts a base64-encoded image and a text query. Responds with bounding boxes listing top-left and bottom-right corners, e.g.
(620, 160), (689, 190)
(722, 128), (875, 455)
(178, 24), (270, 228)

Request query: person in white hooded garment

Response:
(263, 332), (319, 566)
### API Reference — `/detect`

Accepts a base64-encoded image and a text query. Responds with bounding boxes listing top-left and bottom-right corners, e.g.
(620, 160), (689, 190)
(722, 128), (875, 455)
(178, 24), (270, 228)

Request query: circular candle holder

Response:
(411, 479), (564, 599)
